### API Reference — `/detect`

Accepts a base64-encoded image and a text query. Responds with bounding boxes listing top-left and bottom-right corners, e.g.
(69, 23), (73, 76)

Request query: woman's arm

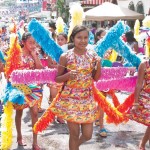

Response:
(134, 62), (145, 103)
(47, 56), (58, 69)
(133, 42), (139, 54)
(31, 50), (43, 69)
(0, 61), (4, 72)
(93, 58), (101, 81)
(55, 53), (70, 83)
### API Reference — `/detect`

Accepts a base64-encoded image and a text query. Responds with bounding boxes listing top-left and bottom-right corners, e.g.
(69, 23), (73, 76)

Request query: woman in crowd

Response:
(49, 25), (101, 150)
(125, 30), (139, 54)
(127, 58), (150, 150)
(15, 32), (43, 150)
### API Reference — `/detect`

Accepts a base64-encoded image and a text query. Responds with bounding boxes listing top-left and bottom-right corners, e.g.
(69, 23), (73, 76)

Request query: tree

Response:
(56, 0), (69, 23)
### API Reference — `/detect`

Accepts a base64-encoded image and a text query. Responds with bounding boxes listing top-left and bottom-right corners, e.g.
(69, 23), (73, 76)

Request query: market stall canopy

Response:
(28, 11), (49, 19)
(84, 2), (144, 21)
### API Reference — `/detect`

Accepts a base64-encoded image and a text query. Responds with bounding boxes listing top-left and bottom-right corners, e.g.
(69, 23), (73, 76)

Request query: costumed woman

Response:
(94, 28), (118, 137)
(49, 25), (101, 150)
(125, 30), (139, 54)
(13, 32), (43, 150)
(127, 58), (150, 150)
(94, 28), (108, 136)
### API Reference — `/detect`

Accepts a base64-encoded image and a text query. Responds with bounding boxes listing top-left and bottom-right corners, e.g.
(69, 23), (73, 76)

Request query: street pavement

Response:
(2, 85), (150, 150)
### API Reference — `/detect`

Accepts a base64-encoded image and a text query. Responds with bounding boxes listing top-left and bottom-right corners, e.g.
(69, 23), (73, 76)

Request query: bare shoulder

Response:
(138, 60), (147, 71)
(59, 52), (68, 66)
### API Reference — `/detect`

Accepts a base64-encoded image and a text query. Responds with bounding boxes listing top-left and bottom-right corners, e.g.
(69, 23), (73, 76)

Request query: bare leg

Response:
(15, 109), (23, 141)
(50, 87), (58, 100)
(48, 86), (58, 104)
(30, 104), (39, 146)
(140, 127), (150, 149)
(99, 91), (106, 129)
(99, 108), (104, 129)
(38, 96), (44, 113)
(38, 97), (42, 109)
(78, 123), (93, 146)
(67, 122), (80, 150)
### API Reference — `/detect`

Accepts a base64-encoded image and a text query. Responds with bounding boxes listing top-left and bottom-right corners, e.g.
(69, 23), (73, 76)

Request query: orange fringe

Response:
(4, 35), (22, 79)
(93, 85), (126, 125)
(117, 93), (134, 113)
(33, 108), (55, 134)
(33, 93), (61, 133)
(107, 90), (120, 107)
(106, 93), (134, 123)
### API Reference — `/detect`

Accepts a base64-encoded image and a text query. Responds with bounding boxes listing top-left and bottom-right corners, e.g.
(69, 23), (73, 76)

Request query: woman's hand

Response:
(30, 49), (38, 59)
(131, 103), (139, 113)
(68, 70), (78, 80)
(93, 56), (101, 81)
(95, 57), (101, 70)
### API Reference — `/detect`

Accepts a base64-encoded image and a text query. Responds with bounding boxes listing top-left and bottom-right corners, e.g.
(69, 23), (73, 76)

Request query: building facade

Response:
(118, 0), (150, 16)
(81, 0), (149, 16)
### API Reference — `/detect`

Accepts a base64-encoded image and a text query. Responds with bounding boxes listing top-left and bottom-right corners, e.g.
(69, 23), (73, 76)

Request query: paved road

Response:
(2, 85), (150, 150)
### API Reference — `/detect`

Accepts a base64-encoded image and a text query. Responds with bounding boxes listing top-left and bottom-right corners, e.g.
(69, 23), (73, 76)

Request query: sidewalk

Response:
(7, 86), (150, 150)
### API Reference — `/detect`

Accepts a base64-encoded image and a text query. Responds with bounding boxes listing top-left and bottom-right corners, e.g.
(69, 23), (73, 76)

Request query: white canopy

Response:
(84, 2), (144, 21)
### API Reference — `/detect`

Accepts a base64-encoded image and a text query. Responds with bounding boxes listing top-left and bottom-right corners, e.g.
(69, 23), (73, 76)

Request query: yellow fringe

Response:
(56, 17), (64, 34)
(1, 102), (13, 149)
(67, 3), (84, 41)
(134, 19), (140, 41)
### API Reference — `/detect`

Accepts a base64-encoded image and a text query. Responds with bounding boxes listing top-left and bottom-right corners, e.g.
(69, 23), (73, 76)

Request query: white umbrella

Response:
(84, 2), (144, 21)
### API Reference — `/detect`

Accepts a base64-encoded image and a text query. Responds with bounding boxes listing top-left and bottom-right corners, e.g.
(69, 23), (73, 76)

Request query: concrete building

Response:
(118, 0), (150, 16)
(81, 0), (149, 16)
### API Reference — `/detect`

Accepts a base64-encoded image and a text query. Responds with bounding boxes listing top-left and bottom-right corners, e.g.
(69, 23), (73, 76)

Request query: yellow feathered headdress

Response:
(68, 2), (84, 41)
(56, 17), (65, 34)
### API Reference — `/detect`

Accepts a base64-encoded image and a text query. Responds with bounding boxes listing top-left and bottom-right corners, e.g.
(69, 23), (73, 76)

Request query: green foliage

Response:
(56, 0), (69, 23)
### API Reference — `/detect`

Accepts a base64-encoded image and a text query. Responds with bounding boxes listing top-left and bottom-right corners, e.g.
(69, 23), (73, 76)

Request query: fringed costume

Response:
(127, 60), (150, 126)
(50, 49), (98, 123)
(12, 54), (42, 110)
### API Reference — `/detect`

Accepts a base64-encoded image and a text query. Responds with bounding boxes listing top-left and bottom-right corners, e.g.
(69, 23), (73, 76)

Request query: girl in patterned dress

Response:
(50, 25), (101, 150)
(127, 60), (150, 150)
(14, 32), (43, 150)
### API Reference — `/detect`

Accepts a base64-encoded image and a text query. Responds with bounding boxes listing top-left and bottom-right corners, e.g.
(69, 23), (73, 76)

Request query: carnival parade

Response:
(0, 0), (150, 150)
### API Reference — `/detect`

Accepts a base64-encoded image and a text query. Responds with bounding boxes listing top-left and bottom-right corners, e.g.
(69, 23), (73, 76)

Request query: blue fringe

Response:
(88, 31), (95, 45)
(94, 21), (141, 68)
(1, 82), (25, 105)
(28, 19), (63, 62)
(123, 62), (133, 67)
(0, 50), (6, 63)
(115, 39), (141, 68)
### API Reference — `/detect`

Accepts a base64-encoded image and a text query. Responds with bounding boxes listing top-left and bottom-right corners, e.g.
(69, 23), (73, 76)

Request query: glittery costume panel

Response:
(13, 55), (42, 110)
(50, 49), (99, 123)
(127, 60), (150, 126)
